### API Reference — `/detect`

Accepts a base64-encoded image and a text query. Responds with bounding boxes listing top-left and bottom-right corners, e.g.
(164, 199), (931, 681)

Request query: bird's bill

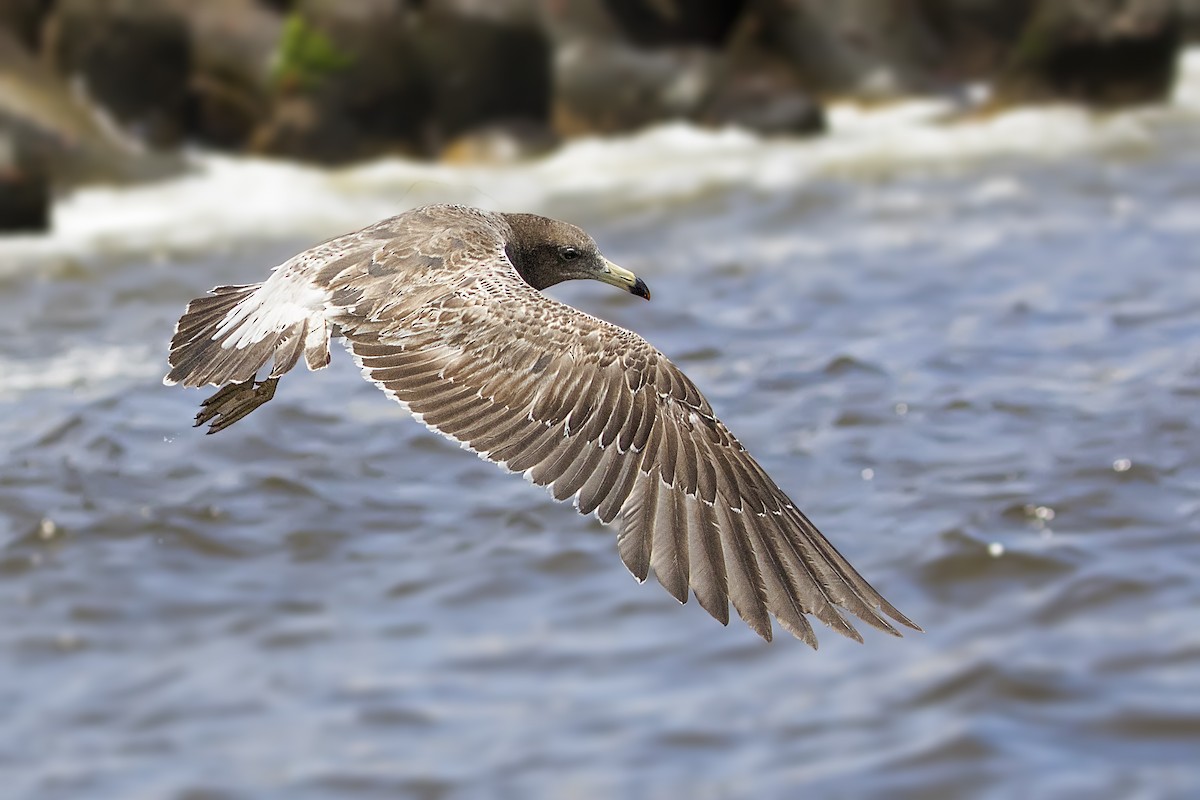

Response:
(599, 259), (651, 300)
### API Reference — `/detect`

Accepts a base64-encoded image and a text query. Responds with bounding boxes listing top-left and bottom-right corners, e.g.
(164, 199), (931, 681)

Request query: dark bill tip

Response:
(631, 277), (651, 301)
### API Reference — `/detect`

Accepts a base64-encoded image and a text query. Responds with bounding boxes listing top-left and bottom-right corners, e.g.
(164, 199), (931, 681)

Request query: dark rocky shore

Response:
(1, 0), (1195, 231)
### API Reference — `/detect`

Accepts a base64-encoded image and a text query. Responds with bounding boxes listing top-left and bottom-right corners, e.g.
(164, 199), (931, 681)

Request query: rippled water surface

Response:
(3, 111), (1200, 799)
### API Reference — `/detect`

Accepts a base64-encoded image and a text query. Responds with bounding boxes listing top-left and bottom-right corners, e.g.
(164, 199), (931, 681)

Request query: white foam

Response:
(3, 46), (1199, 266)
(0, 344), (160, 399)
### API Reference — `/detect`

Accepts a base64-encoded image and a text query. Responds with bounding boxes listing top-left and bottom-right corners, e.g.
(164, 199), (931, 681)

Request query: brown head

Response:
(501, 213), (650, 300)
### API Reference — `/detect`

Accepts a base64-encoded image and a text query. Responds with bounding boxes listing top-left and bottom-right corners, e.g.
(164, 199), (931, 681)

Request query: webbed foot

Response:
(194, 377), (279, 434)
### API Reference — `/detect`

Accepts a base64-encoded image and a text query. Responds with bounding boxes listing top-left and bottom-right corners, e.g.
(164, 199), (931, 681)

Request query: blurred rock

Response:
(549, 1), (824, 137)
(554, 36), (823, 138)
(0, 131), (50, 233)
(1182, 0), (1200, 38)
(179, 0), (283, 150)
(602, 0), (747, 46)
(996, 0), (1182, 107)
(255, 2), (552, 162)
(0, 27), (177, 190)
(253, 2), (432, 162)
(2, 0), (1186, 170)
(425, 0), (542, 27)
(417, 8), (552, 145)
(554, 40), (716, 135)
(704, 54), (825, 135)
(44, 0), (193, 147)
(745, 0), (946, 98)
(0, 0), (53, 50)
(1, 23), (184, 232)
(739, 0), (1181, 106)
(916, 0), (1038, 79)
(41, 0), (281, 151)
(538, 0), (625, 42)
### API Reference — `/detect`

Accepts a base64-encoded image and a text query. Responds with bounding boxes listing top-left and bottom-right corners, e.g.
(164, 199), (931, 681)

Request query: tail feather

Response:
(164, 281), (329, 388)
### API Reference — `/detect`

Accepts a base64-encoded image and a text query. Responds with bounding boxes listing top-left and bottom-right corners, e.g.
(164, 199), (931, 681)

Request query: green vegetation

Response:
(271, 12), (354, 91)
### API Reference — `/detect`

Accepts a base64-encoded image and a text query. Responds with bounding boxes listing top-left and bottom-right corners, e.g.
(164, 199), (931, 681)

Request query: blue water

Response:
(1, 139), (1199, 799)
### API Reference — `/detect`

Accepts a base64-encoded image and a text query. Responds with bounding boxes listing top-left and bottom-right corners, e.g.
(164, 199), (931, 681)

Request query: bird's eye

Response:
(560, 247), (580, 261)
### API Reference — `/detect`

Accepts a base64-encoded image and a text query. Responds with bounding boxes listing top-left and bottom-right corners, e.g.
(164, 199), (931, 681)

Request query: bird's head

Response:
(502, 213), (650, 300)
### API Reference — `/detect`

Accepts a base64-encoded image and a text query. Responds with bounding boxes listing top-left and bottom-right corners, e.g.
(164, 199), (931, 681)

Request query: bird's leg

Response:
(194, 376), (279, 434)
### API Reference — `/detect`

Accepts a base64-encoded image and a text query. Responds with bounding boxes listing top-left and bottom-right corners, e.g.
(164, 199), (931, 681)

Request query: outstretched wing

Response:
(334, 249), (918, 646)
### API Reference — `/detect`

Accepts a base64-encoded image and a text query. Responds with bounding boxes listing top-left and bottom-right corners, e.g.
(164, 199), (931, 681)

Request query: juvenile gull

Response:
(165, 204), (919, 646)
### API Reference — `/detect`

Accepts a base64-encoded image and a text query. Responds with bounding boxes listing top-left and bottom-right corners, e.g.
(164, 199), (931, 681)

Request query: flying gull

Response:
(165, 204), (918, 646)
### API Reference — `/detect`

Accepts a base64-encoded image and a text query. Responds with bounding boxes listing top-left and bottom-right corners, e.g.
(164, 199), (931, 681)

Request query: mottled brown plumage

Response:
(165, 204), (918, 646)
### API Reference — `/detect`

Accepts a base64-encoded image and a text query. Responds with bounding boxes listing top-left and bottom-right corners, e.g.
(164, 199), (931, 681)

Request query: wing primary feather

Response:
(673, 416), (700, 496)
(788, 508), (919, 633)
(657, 412), (679, 486)
(759, 512), (864, 643)
(529, 422), (590, 488)
(722, 442), (889, 640)
(788, 520), (900, 635)
(637, 411), (664, 470)
(695, 441), (719, 504)
(576, 443), (624, 516)
(594, 449), (644, 524)
(745, 516), (819, 649)
(715, 502), (773, 640)
(686, 498), (730, 625)
(552, 440), (606, 503)
(649, 475), (689, 603)
(617, 474), (656, 582)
